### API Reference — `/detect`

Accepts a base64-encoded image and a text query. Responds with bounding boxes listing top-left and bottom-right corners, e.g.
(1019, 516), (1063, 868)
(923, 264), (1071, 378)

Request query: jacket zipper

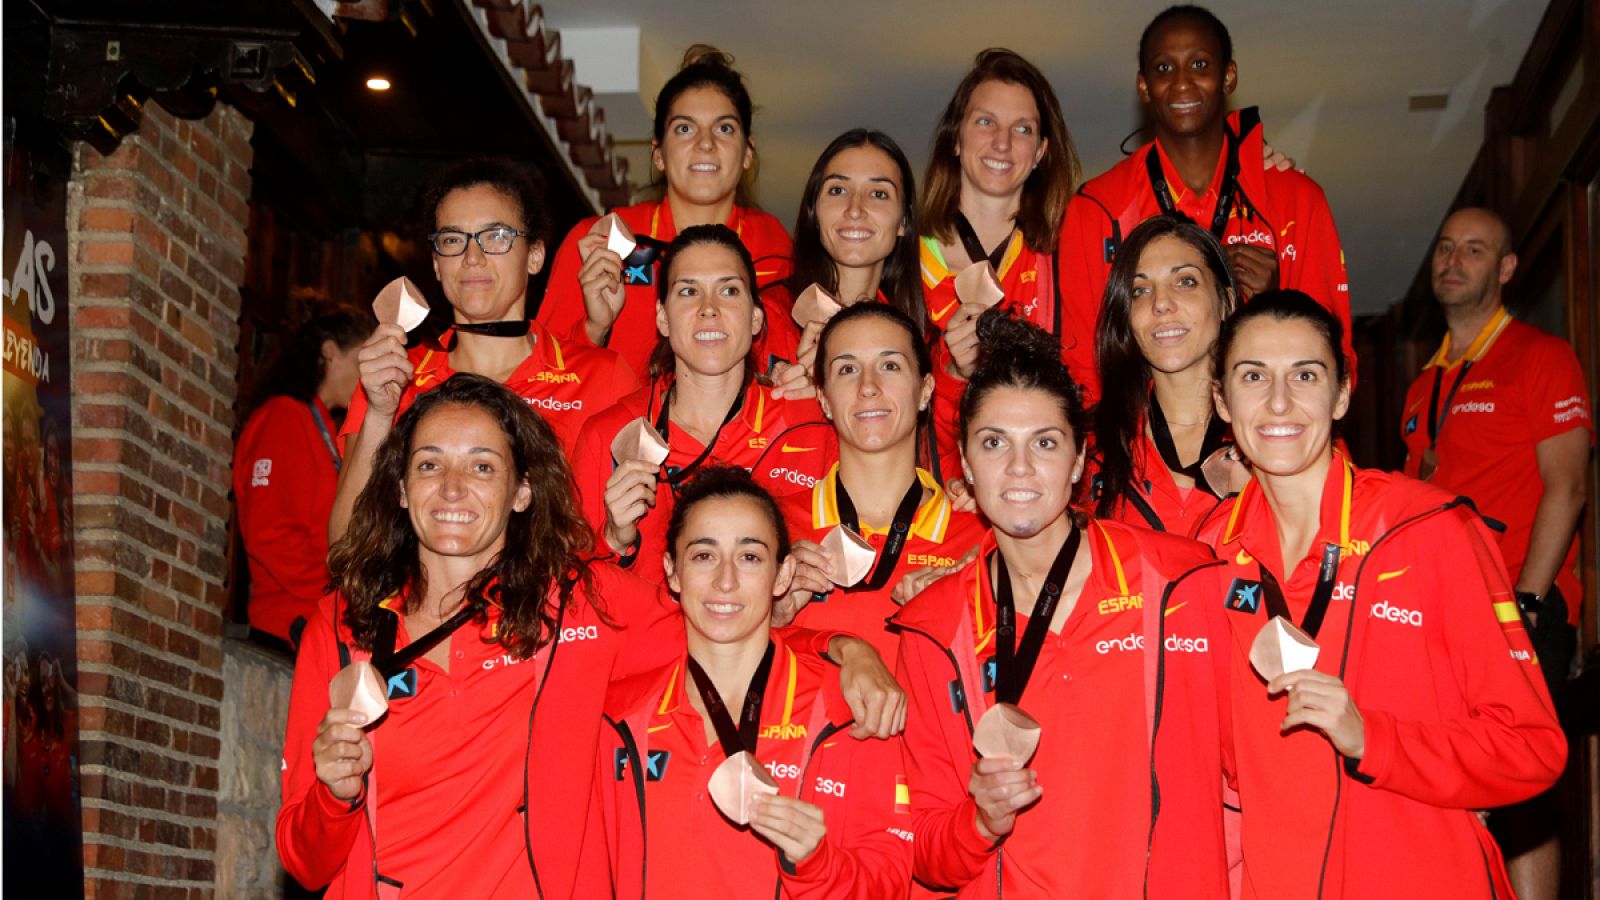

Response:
(1313, 498), (1471, 900)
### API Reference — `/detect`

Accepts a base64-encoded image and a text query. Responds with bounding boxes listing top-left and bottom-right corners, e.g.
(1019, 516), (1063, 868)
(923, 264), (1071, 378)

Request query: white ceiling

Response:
(545, 0), (1544, 315)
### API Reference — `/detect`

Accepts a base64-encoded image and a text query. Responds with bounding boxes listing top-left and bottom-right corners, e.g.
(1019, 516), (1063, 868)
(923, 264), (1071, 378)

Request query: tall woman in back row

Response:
(919, 49), (1081, 481)
(1194, 291), (1564, 898)
(893, 311), (1230, 897)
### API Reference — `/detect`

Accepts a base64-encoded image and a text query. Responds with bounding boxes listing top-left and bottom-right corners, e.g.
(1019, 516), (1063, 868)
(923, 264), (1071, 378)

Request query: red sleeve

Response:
(896, 627), (995, 890)
(1277, 176), (1356, 382)
(600, 565), (687, 680)
(1523, 338), (1592, 444)
(535, 217), (602, 345)
(570, 414), (616, 542)
(1058, 194), (1114, 401)
(336, 381), (370, 457)
(929, 340), (965, 485)
(783, 733), (914, 899)
(1350, 511), (1566, 808)
(276, 603), (366, 888)
(236, 400), (330, 604)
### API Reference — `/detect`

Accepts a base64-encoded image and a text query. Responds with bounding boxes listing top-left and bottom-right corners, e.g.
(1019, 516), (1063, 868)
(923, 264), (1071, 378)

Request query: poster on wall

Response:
(2, 114), (84, 891)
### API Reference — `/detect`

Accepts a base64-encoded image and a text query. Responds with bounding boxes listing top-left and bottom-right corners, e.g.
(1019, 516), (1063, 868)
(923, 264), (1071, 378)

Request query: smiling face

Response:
(431, 184), (544, 324)
(657, 241), (762, 378)
(400, 404), (532, 568)
(653, 85), (753, 211)
(818, 315), (933, 454)
(961, 385), (1085, 539)
(1215, 316), (1349, 479)
(957, 79), (1048, 202)
(1129, 234), (1230, 376)
(814, 144), (906, 272)
(666, 494), (795, 647)
(1138, 17), (1236, 140)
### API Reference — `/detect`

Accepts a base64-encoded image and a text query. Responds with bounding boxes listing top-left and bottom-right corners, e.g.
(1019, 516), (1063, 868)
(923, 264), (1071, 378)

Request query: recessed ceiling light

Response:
(366, 77), (392, 92)
(1408, 91), (1448, 111)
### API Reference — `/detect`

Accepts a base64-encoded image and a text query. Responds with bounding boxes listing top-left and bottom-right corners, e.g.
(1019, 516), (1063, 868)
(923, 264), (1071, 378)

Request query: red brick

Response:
(81, 207), (135, 233)
(80, 240), (136, 266)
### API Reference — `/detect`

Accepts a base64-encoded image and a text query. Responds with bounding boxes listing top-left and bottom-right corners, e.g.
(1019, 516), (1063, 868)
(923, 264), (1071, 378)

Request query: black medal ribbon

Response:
(437, 320), (533, 351)
(834, 476), (924, 592)
(1147, 389), (1230, 498)
(1257, 542), (1342, 639)
(1426, 361), (1474, 450)
(954, 213), (1012, 271)
(686, 640), (777, 758)
(1146, 107), (1259, 240)
(991, 527), (1083, 706)
(372, 596), (490, 679)
(651, 380), (747, 487)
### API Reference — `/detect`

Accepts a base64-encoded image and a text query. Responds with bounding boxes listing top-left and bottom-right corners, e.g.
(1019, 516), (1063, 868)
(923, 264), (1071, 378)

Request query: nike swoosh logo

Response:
(780, 444), (815, 453)
(932, 298), (959, 322)
(1376, 567), (1410, 582)
(1235, 549), (1254, 565)
(1164, 602), (1188, 617)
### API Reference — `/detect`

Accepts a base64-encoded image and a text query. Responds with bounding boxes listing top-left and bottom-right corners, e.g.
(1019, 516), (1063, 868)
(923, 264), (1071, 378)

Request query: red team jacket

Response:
(1062, 108), (1355, 402)
(338, 319), (636, 456)
(1194, 459), (1565, 899)
(593, 630), (914, 899)
(233, 395), (341, 641)
(570, 380), (837, 582)
(536, 200), (794, 375)
(891, 521), (1232, 898)
(779, 465), (986, 668)
(277, 565), (682, 899)
(1399, 307), (1593, 624)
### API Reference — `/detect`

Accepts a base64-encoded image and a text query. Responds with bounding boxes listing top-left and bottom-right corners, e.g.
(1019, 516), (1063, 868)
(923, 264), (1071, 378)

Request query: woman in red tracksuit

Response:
(278, 374), (682, 898)
(1195, 291), (1565, 899)
(763, 128), (928, 372)
(1089, 215), (1243, 537)
(778, 303), (984, 669)
(893, 311), (1231, 898)
(233, 309), (373, 646)
(1061, 6), (1354, 401)
(918, 49), (1083, 483)
(537, 48), (794, 375)
(595, 466), (913, 899)
(570, 225), (837, 585)
(281, 375), (895, 899)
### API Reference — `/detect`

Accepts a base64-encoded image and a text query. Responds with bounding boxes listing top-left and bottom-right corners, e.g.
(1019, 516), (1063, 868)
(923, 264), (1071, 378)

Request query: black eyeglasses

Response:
(428, 226), (528, 257)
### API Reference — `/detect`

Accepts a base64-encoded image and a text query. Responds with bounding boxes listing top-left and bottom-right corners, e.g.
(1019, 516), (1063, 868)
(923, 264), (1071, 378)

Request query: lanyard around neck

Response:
(685, 640), (777, 758)
(991, 527), (1082, 706)
(834, 475), (924, 592)
(954, 212), (1012, 271)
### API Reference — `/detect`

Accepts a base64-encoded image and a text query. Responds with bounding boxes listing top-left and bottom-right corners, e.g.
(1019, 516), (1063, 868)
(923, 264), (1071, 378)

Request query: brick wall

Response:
(67, 101), (253, 899)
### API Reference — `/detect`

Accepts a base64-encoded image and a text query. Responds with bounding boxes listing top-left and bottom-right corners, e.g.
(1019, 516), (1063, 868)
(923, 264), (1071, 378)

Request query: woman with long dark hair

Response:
(767, 129), (927, 373)
(279, 374), (681, 898)
(893, 310), (1230, 897)
(234, 308), (373, 645)
(594, 467), (913, 898)
(538, 47), (794, 375)
(777, 303), (982, 667)
(1091, 214), (1243, 535)
(1195, 291), (1563, 898)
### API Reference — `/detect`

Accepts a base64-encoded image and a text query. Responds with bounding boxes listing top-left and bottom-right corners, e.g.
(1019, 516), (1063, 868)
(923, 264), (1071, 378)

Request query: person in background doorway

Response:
(234, 308), (373, 647)
(1398, 206), (1591, 900)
